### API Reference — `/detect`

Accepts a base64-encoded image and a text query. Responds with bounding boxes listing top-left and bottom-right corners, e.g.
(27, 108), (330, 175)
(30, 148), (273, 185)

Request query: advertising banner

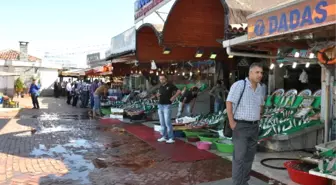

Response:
(134, 0), (172, 23)
(248, 0), (336, 39)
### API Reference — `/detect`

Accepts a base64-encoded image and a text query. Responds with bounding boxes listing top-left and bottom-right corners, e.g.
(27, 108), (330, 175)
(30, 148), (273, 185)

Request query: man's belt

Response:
(235, 120), (259, 124)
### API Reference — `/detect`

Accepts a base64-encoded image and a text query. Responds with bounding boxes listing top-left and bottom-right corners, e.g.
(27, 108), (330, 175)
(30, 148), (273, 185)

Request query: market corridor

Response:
(0, 97), (268, 185)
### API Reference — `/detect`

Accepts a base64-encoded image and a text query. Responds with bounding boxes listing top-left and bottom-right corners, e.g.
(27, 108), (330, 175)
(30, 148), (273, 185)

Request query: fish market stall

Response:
(258, 89), (323, 151)
(105, 82), (209, 121)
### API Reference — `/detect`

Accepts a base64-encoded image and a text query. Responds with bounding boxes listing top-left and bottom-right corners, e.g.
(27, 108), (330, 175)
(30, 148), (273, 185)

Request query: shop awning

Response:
(61, 69), (86, 76)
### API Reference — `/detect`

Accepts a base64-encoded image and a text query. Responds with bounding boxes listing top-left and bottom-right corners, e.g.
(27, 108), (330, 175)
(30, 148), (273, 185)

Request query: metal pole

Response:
(324, 67), (330, 143)
(155, 11), (165, 23)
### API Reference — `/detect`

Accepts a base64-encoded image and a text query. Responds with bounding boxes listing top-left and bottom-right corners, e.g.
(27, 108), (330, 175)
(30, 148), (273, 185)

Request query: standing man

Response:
(209, 80), (228, 113)
(29, 79), (40, 109)
(226, 63), (264, 185)
(93, 82), (110, 118)
(80, 80), (89, 108)
(156, 75), (181, 144)
(176, 87), (199, 118)
(90, 79), (99, 109)
(66, 79), (72, 104)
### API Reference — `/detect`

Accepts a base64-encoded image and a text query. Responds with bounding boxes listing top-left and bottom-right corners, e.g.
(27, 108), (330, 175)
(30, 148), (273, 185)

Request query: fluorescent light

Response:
(195, 50), (204, 58)
(163, 47), (171, 54)
(279, 63), (284, 68)
(270, 63), (275, 69)
(210, 52), (217, 59)
(228, 55), (234, 58)
(305, 62), (310, 68)
(309, 53), (315, 59)
(294, 52), (300, 58)
(292, 62), (297, 68)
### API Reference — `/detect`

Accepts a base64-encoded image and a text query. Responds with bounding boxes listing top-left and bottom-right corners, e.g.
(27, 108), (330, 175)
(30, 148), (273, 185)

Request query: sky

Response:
(0, 0), (174, 57)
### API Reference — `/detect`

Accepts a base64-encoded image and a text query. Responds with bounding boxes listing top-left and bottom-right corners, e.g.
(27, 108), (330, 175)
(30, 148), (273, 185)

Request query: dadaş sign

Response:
(248, 0), (336, 39)
(134, 0), (172, 24)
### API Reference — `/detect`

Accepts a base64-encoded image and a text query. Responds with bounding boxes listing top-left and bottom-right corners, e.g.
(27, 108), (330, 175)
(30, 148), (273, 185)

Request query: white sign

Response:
(134, 0), (172, 24)
(105, 27), (136, 57)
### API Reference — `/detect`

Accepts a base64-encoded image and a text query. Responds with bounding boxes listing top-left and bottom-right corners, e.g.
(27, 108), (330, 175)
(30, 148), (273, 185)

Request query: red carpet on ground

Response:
(124, 125), (219, 162)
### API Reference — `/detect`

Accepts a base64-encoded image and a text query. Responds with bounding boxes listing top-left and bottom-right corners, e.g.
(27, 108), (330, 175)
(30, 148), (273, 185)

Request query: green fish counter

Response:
(259, 94), (322, 140)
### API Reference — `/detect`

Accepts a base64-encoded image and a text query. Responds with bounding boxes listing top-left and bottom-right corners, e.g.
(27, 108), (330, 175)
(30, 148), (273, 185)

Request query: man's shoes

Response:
(157, 137), (167, 142)
(166, 139), (175, 144)
(32, 107), (37, 109)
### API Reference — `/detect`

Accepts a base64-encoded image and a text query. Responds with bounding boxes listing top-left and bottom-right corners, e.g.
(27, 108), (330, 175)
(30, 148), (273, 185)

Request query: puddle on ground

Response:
(30, 138), (103, 184)
(18, 113), (90, 121)
(38, 125), (73, 134)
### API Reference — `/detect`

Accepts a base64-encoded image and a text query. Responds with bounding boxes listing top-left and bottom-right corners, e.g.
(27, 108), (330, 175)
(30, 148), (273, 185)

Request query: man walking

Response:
(209, 80), (228, 113)
(176, 86), (198, 118)
(226, 63), (264, 185)
(29, 79), (40, 109)
(156, 75), (181, 144)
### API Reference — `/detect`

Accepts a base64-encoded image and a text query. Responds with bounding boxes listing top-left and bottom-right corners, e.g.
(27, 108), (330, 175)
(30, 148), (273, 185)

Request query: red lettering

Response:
(135, 0), (166, 20)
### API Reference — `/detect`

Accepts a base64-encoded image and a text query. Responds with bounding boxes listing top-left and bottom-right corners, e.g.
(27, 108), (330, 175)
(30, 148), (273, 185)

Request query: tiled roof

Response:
(0, 49), (41, 62)
(227, 23), (248, 39)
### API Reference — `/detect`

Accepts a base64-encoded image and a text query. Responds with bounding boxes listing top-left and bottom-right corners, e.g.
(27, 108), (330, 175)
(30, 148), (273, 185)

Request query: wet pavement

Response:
(0, 97), (235, 185)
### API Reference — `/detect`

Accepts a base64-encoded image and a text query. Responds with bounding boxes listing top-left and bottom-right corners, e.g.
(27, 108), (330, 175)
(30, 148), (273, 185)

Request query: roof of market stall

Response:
(222, 0), (336, 52)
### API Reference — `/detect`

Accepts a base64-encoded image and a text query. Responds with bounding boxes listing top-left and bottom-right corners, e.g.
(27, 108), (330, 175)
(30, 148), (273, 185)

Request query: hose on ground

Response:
(260, 158), (299, 170)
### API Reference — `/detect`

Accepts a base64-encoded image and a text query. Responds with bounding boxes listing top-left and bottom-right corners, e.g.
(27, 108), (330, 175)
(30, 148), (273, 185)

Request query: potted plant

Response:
(14, 78), (24, 98)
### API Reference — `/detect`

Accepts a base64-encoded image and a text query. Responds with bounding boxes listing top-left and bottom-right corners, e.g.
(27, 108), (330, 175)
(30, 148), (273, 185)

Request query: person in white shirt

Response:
(66, 80), (72, 105)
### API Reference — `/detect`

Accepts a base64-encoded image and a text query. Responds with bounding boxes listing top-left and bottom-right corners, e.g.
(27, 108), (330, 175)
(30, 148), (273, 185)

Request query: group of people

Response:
(64, 79), (111, 118)
(154, 63), (265, 185)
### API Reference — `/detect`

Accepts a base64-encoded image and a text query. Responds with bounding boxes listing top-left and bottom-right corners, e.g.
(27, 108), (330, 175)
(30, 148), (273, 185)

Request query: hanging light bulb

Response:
(150, 70), (153, 74)
(294, 52), (300, 58)
(182, 72), (185, 76)
(189, 71), (193, 76)
(131, 70), (133, 74)
(292, 62), (297, 68)
(161, 71), (164, 74)
(197, 69), (200, 73)
(305, 62), (310, 68)
(279, 63), (284, 68)
(270, 63), (275, 70)
(309, 53), (315, 59)
(139, 71), (142, 74)
(156, 71), (159, 76)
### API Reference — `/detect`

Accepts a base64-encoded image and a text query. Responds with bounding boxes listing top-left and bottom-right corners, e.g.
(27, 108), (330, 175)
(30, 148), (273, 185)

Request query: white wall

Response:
(39, 68), (59, 92)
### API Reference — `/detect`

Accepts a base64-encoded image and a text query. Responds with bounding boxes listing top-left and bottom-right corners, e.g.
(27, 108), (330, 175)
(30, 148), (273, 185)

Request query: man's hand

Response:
(170, 97), (176, 102)
(229, 120), (237, 130)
